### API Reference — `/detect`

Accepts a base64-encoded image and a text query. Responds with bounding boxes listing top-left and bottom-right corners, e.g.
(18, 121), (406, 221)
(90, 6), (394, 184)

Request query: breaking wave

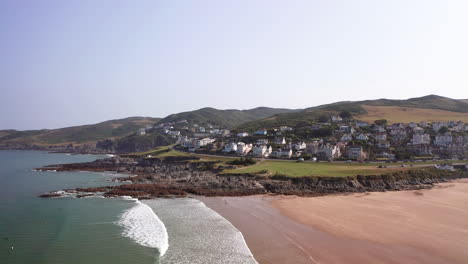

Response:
(117, 200), (169, 256)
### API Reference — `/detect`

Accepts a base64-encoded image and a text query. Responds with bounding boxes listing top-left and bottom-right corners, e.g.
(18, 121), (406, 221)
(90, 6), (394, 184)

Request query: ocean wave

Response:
(117, 201), (169, 256)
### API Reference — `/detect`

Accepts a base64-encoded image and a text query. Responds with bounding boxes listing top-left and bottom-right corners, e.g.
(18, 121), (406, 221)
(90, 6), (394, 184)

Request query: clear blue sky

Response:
(1, 0), (468, 130)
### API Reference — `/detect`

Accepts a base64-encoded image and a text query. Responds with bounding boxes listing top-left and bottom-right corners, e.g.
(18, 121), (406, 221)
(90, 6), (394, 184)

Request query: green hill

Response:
(0, 117), (160, 146)
(235, 95), (468, 131)
(158, 107), (299, 128)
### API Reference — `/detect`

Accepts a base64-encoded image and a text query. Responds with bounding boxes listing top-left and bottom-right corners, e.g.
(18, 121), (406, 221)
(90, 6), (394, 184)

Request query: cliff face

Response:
(39, 157), (468, 198)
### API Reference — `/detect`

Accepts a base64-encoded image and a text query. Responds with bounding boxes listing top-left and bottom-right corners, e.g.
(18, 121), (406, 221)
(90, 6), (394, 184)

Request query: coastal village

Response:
(154, 115), (468, 162)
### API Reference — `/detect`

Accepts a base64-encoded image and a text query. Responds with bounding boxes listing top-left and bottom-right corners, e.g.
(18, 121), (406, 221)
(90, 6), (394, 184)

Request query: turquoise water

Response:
(0, 151), (159, 264)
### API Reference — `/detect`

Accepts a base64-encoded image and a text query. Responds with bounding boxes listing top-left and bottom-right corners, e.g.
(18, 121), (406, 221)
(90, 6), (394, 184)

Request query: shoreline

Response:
(201, 180), (468, 264)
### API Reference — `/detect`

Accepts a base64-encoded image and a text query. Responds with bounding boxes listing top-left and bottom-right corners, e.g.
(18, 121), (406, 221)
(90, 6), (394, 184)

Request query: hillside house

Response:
(340, 134), (353, 142)
(319, 145), (341, 160)
(254, 130), (268, 135)
(392, 123), (406, 130)
(138, 128), (146, 135)
(236, 142), (253, 155)
(237, 132), (249, 137)
(346, 146), (366, 159)
(272, 149), (293, 158)
(331, 116), (343, 122)
(223, 142), (238, 153)
(453, 121), (465, 132)
(412, 134), (431, 145)
(339, 126), (355, 133)
(375, 133), (387, 141)
(374, 126), (386, 133)
(252, 145), (272, 157)
(256, 139), (269, 145)
(292, 142), (307, 150)
(419, 121), (429, 128)
(355, 133), (369, 141)
(355, 121), (369, 128)
(408, 122), (418, 128)
(376, 141), (391, 149)
(274, 137), (286, 145)
(280, 126), (293, 132)
(435, 133), (453, 146)
(195, 138), (215, 149)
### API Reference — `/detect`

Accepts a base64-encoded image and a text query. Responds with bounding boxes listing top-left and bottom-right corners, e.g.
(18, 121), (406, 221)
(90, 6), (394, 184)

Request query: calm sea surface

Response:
(0, 151), (158, 264)
(0, 150), (257, 264)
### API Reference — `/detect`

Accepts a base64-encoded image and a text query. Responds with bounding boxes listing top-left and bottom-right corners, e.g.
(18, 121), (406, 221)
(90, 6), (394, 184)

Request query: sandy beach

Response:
(200, 179), (468, 264)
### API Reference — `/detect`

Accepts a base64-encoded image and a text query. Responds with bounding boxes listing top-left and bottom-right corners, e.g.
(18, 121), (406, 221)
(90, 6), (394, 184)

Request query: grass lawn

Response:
(131, 147), (467, 177)
(223, 160), (414, 177)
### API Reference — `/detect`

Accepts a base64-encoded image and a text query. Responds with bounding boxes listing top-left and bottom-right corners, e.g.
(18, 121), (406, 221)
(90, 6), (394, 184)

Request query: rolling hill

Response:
(0, 117), (160, 146)
(235, 95), (468, 131)
(158, 107), (299, 128)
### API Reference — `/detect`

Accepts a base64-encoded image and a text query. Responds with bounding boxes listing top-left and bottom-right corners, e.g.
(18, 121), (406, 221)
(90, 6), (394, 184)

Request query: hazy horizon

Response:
(2, 1), (468, 130)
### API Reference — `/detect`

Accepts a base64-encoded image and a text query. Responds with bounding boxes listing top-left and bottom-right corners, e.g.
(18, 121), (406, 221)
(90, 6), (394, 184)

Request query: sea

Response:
(0, 150), (257, 264)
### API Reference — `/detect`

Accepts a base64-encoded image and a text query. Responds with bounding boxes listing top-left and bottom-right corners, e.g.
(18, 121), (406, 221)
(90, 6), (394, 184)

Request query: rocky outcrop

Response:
(38, 156), (468, 199)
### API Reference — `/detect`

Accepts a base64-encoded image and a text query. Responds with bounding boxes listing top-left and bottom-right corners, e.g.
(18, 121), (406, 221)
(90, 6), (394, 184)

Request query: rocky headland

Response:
(37, 156), (468, 199)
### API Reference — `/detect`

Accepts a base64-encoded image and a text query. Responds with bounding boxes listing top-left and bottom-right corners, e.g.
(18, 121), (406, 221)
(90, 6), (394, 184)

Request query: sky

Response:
(1, 0), (468, 130)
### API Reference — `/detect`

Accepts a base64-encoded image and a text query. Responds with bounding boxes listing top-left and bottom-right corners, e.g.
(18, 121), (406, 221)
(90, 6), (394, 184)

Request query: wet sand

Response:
(200, 179), (468, 264)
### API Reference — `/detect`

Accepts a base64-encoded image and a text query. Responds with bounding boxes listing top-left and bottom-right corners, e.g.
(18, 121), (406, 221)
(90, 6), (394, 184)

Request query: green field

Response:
(223, 159), (467, 177)
(133, 148), (466, 177)
(223, 160), (414, 177)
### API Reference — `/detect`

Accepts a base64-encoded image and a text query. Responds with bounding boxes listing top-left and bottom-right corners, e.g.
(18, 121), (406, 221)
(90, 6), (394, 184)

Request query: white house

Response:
(168, 130), (180, 136)
(275, 137), (286, 145)
(138, 128), (146, 135)
(419, 121), (429, 128)
(256, 139), (269, 145)
(319, 145), (341, 159)
(452, 121), (465, 132)
(355, 133), (369, 141)
(374, 126), (386, 133)
(180, 137), (193, 148)
(375, 133), (387, 141)
(331, 116), (343, 122)
(194, 138), (215, 149)
(237, 132), (249, 137)
(223, 142), (238, 153)
(412, 127), (424, 133)
(340, 134), (353, 141)
(292, 142), (307, 150)
(435, 133), (453, 146)
(272, 148), (293, 158)
(412, 134), (431, 145)
(347, 146), (366, 159)
(236, 142), (252, 155)
(355, 121), (369, 128)
(280, 126), (293, 132)
(408, 122), (418, 128)
(252, 145), (272, 157)
(376, 141), (391, 149)
(254, 130), (268, 135)
(339, 126), (354, 133)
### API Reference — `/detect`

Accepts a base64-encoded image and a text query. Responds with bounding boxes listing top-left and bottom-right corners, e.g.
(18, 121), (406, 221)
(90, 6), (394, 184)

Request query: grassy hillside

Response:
(236, 95), (468, 131)
(158, 107), (299, 128)
(357, 105), (468, 123)
(0, 117), (160, 146)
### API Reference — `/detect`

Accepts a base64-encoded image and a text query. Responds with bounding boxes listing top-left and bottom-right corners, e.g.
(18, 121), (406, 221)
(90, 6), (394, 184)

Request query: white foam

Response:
(117, 201), (169, 256)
